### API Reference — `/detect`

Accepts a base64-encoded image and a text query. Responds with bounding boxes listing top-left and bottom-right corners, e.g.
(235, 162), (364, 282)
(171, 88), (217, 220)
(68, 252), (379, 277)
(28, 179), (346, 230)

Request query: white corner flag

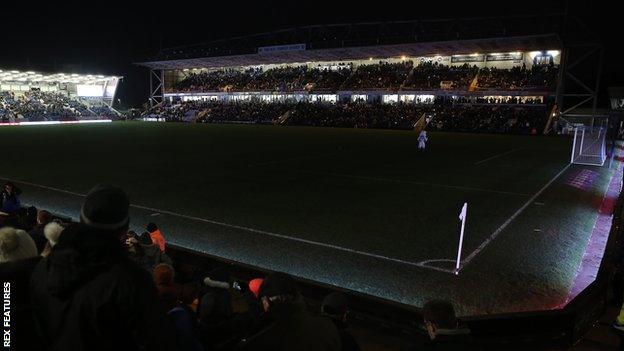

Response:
(455, 202), (468, 275)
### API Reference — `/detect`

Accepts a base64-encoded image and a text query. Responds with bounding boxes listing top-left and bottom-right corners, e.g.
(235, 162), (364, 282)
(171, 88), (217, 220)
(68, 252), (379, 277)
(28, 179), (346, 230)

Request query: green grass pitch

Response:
(0, 122), (612, 315)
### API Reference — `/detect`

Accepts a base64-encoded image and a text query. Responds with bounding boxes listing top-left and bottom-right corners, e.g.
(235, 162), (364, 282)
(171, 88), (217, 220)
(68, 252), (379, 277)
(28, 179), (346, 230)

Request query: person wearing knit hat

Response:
(43, 221), (65, 247)
(38, 221), (66, 257)
(0, 227), (38, 263)
(29, 184), (177, 351)
(80, 184), (130, 234)
(241, 272), (341, 351)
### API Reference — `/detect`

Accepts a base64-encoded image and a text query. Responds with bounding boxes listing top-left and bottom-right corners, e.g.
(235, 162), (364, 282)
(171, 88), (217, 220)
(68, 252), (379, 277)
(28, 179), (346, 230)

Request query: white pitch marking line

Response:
(474, 148), (523, 165)
(457, 163), (571, 271)
(0, 176), (455, 274)
(299, 170), (530, 197)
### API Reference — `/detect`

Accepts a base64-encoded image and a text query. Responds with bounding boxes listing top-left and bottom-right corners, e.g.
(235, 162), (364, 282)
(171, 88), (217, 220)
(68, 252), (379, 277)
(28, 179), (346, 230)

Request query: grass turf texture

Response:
(0, 122), (615, 315)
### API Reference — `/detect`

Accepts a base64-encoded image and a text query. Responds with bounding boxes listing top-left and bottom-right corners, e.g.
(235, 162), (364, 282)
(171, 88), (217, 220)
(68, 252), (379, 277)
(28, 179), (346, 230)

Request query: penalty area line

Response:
(457, 163), (571, 271)
(0, 176), (456, 274)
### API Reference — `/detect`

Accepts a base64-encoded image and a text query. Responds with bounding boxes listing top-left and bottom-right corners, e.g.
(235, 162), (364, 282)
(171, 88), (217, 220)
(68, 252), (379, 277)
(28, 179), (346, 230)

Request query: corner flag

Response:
(459, 202), (467, 221)
(455, 202), (468, 275)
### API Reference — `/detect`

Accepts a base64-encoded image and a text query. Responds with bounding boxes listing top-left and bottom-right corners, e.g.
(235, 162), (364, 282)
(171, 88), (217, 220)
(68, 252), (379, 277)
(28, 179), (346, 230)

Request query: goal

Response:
(570, 125), (607, 166)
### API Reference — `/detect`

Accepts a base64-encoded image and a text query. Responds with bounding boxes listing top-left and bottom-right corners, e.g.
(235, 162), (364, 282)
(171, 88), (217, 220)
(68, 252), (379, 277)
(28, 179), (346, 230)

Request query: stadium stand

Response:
(169, 60), (557, 94)
(0, 69), (121, 122)
(140, 36), (560, 134)
(143, 98), (548, 134)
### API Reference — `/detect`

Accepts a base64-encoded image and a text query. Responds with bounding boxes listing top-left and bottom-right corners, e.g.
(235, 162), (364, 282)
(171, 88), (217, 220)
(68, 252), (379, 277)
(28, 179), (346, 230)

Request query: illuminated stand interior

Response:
(0, 68), (121, 111)
(157, 49), (560, 105)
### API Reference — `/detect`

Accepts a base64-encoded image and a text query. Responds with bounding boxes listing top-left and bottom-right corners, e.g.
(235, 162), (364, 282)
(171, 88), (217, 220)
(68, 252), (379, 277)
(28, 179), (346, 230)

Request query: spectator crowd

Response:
(170, 61), (558, 93)
(0, 183), (483, 350)
(0, 90), (118, 122)
(144, 97), (548, 134)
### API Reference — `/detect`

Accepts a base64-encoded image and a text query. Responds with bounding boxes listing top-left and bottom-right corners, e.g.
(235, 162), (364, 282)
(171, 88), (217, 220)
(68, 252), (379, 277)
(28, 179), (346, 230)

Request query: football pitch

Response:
(1, 122), (618, 315)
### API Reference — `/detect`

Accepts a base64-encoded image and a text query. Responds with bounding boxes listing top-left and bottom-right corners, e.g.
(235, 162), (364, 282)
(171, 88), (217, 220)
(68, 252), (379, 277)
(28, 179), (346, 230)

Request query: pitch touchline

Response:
(0, 176), (455, 274)
(458, 163), (571, 270)
(473, 148), (523, 165)
(298, 170), (530, 197)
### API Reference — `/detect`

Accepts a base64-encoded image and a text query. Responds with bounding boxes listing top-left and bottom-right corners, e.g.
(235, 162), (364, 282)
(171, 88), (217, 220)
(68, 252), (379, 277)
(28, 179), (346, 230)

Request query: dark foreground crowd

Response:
(0, 183), (482, 350)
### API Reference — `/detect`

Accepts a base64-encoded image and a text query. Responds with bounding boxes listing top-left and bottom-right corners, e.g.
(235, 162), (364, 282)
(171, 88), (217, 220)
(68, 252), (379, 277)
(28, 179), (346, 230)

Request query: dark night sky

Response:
(0, 1), (619, 109)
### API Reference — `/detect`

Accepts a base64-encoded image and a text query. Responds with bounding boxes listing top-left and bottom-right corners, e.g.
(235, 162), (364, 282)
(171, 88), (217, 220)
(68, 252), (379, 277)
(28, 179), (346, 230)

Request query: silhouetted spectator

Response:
(154, 263), (203, 351)
(321, 292), (361, 351)
(240, 272), (341, 351)
(28, 209), (53, 253)
(154, 262), (181, 313)
(29, 184), (177, 351)
(0, 182), (22, 214)
(409, 300), (481, 351)
(0, 226), (43, 350)
(196, 271), (257, 350)
(127, 231), (173, 272)
(0, 227), (37, 263)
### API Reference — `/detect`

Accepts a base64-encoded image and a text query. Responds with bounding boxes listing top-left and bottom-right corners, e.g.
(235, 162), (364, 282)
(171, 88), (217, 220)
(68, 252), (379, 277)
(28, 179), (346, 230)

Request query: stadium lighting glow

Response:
(0, 119), (112, 127)
(0, 68), (119, 84)
(548, 50), (560, 56)
(400, 55), (407, 60)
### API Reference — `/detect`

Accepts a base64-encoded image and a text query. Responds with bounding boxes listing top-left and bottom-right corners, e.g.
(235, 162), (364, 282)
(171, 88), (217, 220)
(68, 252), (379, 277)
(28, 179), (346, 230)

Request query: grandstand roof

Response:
(137, 34), (561, 70)
(0, 69), (120, 84)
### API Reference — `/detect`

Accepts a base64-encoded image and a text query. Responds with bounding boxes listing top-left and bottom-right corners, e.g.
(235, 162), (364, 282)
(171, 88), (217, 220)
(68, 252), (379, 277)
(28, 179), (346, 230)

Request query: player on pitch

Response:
(418, 130), (428, 151)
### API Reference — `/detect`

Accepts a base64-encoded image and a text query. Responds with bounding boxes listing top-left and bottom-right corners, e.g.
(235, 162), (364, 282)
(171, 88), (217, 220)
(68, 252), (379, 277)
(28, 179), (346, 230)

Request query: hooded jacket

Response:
(29, 223), (178, 351)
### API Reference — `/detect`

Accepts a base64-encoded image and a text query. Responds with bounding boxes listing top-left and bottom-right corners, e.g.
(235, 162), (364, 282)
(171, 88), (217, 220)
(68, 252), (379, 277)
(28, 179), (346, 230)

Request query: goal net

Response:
(571, 125), (607, 166)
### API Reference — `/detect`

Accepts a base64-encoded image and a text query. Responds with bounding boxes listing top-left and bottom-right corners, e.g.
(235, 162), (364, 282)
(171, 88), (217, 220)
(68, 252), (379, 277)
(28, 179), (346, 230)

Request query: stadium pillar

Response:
(149, 69), (165, 107)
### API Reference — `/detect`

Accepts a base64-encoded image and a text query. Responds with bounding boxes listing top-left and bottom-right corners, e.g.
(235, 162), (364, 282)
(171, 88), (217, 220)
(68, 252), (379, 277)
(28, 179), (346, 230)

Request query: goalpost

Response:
(570, 125), (607, 166)
(567, 116), (609, 167)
